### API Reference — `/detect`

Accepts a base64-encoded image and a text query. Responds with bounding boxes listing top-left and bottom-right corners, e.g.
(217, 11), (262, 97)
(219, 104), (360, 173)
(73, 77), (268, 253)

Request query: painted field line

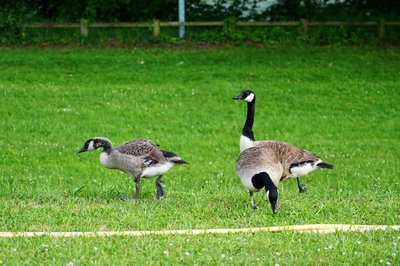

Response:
(1, 224), (399, 238)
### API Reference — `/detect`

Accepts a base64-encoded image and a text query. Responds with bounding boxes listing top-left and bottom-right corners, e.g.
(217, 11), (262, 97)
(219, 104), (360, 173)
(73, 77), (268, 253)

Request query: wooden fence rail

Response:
(2, 19), (399, 39)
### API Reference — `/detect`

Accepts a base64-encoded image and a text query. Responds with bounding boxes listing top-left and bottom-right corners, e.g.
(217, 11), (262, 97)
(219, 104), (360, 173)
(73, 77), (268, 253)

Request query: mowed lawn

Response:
(0, 45), (399, 264)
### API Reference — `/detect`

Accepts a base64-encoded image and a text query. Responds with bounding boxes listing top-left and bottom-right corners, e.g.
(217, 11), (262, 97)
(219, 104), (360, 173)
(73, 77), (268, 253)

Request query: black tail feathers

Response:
(317, 162), (334, 169)
(161, 150), (178, 158)
(161, 150), (188, 165)
(172, 159), (189, 165)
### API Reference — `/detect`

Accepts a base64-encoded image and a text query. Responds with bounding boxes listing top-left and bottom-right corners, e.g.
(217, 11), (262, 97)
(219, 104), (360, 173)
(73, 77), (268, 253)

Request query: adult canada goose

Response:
(233, 89), (307, 192)
(236, 141), (333, 213)
(79, 137), (188, 199)
(233, 90), (334, 212)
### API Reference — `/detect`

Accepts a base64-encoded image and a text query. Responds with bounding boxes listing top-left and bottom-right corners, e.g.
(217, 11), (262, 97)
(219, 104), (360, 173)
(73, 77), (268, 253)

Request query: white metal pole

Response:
(178, 0), (185, 38)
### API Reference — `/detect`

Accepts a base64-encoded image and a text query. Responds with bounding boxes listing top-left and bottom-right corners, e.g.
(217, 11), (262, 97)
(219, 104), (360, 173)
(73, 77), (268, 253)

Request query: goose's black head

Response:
(232, 90), (256, 103)
(267, 186), (279, 215)
(79, 137), (112, 153)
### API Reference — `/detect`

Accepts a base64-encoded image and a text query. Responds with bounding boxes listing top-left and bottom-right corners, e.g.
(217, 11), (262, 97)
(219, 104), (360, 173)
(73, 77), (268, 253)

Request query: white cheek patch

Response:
(244, 93), (255, 103)
(87, 140), (95, 151)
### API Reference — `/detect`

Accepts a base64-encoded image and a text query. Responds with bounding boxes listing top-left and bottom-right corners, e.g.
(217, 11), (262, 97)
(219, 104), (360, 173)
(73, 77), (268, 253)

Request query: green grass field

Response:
(0, 45), (399, 265)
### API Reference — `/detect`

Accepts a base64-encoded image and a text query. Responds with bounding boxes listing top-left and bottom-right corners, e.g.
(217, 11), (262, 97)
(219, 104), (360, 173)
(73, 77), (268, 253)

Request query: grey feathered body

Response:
(236, 145), (283, 191)
(257, 141), (321, 177)
(99, 139), (186, 178)
(236, 140), (331, 191)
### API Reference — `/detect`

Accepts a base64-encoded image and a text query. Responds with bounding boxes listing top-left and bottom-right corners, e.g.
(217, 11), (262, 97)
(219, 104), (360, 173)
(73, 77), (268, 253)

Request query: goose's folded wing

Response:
(289, 150), (320, 168)
(116, 140), (159, 157)
(264, 142), (319, 168)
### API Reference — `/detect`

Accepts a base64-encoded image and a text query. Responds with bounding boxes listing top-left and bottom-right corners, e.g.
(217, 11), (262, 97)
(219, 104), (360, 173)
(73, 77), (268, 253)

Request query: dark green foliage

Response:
(0, 0), (179, 23)
(1, 0), (399, 23)
(1, 25), (398, 46)
(0, 1), (399, 45)
(261, 0), (400, 21)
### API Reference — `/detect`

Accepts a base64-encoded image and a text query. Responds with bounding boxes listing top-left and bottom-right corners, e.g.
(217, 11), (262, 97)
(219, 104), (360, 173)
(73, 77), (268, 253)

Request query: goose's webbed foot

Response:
(120, 195), (132, 201)
(250, 191), (257, 209)
(297, 177), (307, 193)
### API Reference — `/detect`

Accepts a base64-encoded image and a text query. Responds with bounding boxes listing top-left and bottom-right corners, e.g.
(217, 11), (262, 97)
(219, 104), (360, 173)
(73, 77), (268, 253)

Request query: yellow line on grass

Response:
(1, 224), (399, 238)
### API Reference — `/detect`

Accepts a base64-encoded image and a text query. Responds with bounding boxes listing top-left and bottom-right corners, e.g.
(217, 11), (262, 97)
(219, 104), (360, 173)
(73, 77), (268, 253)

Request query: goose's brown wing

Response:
(116, 140), (165, 163)
(288, 149), (320, 167)
(258, 141), (320, 175)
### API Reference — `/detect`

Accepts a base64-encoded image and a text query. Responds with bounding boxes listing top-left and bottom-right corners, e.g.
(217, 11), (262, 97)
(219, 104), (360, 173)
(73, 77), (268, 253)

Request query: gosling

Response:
(79, 137), (188, 199)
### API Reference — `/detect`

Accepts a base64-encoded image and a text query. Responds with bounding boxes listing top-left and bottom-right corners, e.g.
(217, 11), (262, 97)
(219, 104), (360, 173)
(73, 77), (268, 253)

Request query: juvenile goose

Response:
(79, 137), (188, 199)
(233, 89), (320, 193)
(236, 141), (333, 213)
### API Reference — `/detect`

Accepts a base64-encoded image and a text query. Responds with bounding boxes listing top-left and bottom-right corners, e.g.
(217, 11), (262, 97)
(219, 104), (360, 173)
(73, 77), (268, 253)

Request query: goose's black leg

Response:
(297, 177), (307, 193)
(249, 191), (257, 209)
(155, 175), (164, 199)
(121, 175), (141, 201)
(134, 176), (141, 198)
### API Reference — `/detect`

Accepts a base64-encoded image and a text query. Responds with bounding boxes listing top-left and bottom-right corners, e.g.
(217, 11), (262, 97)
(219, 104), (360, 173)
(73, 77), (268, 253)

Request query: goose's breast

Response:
(240, 135), (257, 152)
(99, 152), (114, 169)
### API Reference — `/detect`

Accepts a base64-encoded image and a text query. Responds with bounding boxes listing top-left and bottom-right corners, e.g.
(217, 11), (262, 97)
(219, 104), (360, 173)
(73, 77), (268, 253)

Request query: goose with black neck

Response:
(233, 89), (334, 197)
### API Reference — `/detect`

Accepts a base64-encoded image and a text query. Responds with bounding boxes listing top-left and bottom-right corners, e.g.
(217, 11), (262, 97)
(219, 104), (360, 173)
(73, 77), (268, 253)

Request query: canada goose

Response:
(233, 89), (306, 192)
(236, 141), (333, 213)
(233, 90), (334, 212)
(79, 137), (188, 199)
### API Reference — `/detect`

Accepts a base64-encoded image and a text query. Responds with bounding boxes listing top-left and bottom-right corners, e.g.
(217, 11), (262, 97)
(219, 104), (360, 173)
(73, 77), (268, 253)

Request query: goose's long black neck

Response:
(251, 172), (277, 191)
(242, 101), (255, 141)
(103, 145), (112, 154)
(97, 139), (113, 154)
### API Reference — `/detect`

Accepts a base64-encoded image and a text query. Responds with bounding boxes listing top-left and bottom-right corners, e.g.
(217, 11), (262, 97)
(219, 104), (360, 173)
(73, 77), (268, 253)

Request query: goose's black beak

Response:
(78, 147), (87, 153)
(232, 93), (243, 100)
(271, 201), (278, 214)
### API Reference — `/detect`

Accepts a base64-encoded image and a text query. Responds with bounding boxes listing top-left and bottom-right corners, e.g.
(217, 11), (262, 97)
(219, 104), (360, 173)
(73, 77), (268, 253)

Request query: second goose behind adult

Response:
(79, 137), (188, 199)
